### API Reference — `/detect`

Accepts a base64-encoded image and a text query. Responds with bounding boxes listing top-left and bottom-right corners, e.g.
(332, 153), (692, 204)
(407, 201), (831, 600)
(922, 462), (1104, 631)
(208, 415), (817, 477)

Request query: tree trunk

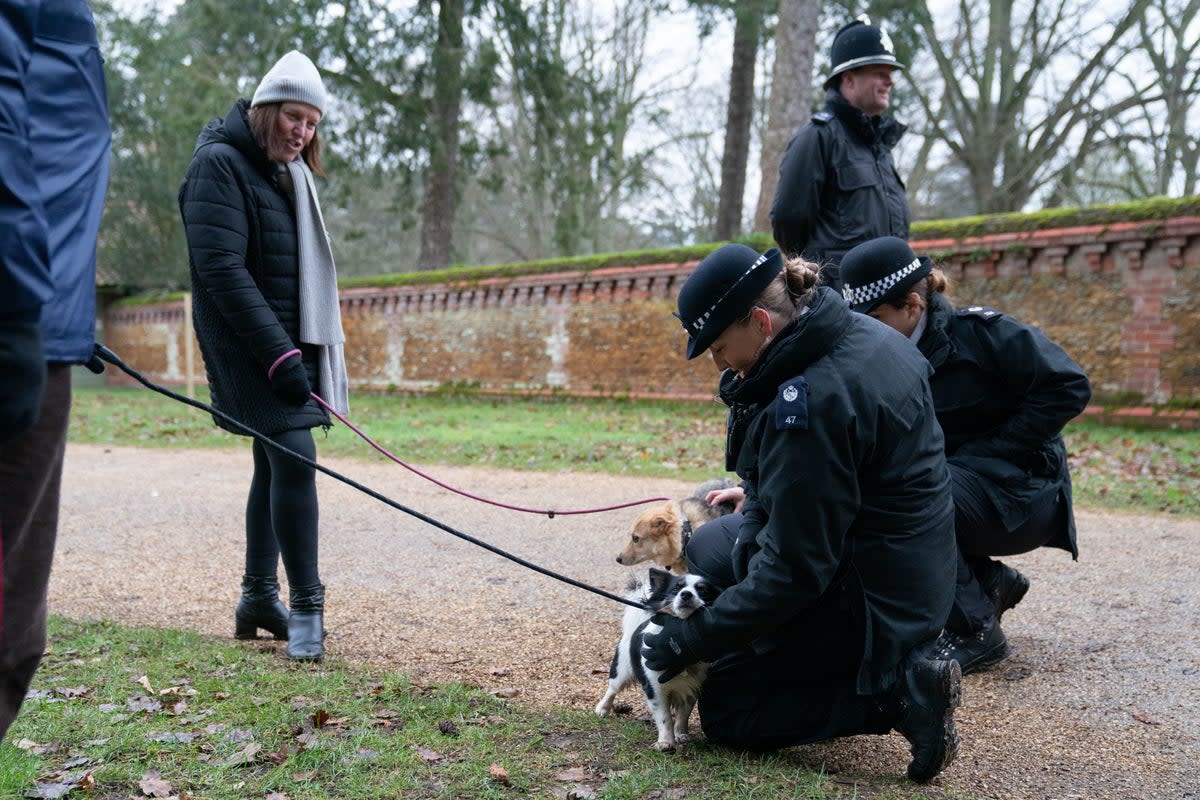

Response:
(417, 0), (465, 270)
(752, 0), (819, 233)
(715, 8), (761, 241)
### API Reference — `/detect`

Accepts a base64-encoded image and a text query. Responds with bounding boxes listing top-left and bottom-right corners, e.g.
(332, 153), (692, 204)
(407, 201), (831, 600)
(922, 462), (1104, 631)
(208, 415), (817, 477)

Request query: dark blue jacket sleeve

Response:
(0, 0), (52, 321)
(27, 0), (109, 362)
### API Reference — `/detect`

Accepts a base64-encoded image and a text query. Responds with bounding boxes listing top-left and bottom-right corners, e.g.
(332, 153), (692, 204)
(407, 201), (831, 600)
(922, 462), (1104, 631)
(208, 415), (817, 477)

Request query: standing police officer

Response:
(769, 16), (910, 292)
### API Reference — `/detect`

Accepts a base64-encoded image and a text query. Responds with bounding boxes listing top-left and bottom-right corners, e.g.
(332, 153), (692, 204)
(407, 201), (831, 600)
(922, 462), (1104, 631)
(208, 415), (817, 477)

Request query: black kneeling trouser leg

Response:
(947, 466), (1064, 633)
(683, 515), (894, 749)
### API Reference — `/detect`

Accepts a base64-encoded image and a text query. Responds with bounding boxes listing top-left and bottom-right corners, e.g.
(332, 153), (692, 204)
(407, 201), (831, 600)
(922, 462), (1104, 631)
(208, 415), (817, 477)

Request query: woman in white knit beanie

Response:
(179, 50), (347, 662)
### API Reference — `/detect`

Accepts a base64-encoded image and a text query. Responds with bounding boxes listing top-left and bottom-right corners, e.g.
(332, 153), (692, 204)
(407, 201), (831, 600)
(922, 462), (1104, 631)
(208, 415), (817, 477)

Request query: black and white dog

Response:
(595, 567), (720, 751)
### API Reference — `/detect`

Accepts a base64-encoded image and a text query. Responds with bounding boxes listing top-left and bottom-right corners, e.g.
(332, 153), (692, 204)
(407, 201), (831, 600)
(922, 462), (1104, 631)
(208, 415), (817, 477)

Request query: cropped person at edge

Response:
(178, 51), (349, 661)
(641, 243), (963, 783)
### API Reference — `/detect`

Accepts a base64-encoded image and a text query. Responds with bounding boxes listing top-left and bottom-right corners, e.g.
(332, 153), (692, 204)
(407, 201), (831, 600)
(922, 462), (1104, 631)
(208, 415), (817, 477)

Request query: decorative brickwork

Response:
(105, 217), (1200, 407)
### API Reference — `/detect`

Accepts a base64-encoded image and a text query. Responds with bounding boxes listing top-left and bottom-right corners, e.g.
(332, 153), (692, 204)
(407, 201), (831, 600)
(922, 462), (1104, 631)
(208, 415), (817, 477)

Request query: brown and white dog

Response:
(615, 478), (737, 575)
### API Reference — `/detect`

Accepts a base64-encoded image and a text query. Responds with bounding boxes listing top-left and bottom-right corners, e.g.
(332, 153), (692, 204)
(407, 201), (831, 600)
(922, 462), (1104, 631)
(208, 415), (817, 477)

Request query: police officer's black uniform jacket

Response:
(681, 288), (956, 695)
(919, 293), (1092, 556)
(179, 99), (329, 436)
(769, 90), (910, 288)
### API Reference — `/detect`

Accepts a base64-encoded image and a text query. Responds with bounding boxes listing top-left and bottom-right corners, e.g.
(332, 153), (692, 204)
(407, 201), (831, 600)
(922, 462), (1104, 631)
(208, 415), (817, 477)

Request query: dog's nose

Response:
(615, 555), (623, 564)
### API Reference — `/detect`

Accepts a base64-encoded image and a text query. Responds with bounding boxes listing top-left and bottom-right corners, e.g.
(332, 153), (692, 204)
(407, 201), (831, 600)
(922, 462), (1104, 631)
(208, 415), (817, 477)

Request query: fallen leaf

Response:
(437, 720), (459, 737)
(265, 744), (290, 765)
(265, 794), (291, 800)
(26, 781), (72, 798)
(490, 668), (510, 676)
(490, 688), (519, 699)
(136, 675), (155, 694)
(416, 746), (444, 764)
(139, 769), (174, 798)
(1133, 711), (1161, 725)
(223, 742), (263, 766)
(291, 771), (318, 782)
(127, 695), (162, 713)
(295, 732), (320, 750)
(555, 768), (590, 782)
(310, 709), (330, 729)
(489, 763), (510, 785)
(53, 686), (90, 699)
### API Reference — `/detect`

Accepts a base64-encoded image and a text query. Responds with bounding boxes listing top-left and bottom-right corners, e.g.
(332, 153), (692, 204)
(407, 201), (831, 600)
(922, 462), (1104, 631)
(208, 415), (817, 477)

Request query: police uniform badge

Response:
(775, 376), (809, 430)
(958, 306), (1003, 323)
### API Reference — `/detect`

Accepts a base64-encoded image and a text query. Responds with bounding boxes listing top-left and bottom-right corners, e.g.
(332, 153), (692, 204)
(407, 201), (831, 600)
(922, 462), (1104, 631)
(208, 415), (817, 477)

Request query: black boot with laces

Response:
(893, 656), (962, 783)
(934, 617), (1009, 674)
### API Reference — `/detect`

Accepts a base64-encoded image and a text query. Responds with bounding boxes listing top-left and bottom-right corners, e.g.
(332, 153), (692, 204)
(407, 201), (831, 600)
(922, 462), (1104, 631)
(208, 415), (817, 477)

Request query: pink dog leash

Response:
(310, 393), (670, 517)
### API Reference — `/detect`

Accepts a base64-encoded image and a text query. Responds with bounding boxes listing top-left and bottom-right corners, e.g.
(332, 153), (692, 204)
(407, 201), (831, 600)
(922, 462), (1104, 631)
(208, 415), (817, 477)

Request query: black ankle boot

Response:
(286, 583), (325, 661)
(235, 575), (289, 640)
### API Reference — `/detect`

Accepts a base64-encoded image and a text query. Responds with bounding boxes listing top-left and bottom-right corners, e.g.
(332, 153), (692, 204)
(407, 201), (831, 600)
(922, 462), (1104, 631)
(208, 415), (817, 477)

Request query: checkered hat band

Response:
(843, 256), (922, 307)
(687, 251), (773, 335)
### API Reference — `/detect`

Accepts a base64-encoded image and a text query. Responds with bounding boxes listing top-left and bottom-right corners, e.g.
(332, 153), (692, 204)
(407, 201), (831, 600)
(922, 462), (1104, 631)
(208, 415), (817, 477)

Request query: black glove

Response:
(0, 319), (47, 442)
(269, 354), (311, 405)
(641, 614), (699, 683)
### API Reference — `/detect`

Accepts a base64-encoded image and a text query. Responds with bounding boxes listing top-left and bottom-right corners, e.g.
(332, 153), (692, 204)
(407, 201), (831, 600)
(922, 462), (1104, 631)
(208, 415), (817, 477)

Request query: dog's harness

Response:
(680, 518), (694, 552)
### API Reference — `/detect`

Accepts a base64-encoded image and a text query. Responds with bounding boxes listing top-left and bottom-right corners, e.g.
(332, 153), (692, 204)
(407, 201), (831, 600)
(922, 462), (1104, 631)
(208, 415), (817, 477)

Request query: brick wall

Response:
(104, 216), (1200, 406)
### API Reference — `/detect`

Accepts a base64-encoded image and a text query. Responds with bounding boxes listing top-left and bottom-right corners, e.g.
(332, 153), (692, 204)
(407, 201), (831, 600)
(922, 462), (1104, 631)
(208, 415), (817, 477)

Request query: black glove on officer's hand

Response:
(0, 318), (47, 442)
(269, 354), (311, 405)
(641, 614), (700, 683)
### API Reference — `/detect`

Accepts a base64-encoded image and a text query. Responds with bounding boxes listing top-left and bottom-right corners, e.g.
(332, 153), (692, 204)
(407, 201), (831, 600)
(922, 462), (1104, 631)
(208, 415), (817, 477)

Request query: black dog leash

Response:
(91, 344), (647, 611)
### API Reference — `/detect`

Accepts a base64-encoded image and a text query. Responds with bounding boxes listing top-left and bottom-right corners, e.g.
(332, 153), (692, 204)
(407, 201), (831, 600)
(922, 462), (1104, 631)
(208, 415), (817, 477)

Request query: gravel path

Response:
(53, 444), (1199, 798)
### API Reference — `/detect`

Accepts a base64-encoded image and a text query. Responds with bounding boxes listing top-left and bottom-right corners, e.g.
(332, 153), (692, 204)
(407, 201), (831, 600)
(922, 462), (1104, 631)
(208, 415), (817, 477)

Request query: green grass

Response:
(70, 386), (1200, 516)
(0, 617), (924, 800)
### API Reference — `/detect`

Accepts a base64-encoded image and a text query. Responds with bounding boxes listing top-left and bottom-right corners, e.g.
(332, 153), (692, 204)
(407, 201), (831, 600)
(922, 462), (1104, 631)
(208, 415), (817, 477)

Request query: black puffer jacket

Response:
(769, 90), (910, 291)
(681, 288), (956, 695)
(920, 293), (1092, 556)
(178, 99), (328, 436)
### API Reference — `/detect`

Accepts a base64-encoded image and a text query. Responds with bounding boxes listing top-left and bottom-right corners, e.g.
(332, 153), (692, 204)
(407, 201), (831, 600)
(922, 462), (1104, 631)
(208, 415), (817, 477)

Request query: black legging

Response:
(244, 428), (320, 589)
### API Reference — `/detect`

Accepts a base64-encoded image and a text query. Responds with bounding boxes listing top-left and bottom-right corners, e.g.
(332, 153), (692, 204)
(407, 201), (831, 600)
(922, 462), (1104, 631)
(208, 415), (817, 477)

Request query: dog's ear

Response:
(647, 567), (673, 597)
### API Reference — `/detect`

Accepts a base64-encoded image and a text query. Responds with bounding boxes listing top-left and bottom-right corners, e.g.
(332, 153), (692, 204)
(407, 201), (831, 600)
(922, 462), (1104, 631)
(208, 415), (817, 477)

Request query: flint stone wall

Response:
(104, 216), (1200, 409)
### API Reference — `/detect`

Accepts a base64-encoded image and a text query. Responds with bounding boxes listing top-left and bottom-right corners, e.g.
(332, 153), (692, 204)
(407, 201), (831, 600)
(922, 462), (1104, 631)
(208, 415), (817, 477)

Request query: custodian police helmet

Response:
(827, 15), (905, 86)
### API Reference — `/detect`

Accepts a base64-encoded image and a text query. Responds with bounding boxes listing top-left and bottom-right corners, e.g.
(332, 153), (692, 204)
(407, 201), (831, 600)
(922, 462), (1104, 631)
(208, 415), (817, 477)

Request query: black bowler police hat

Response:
(827, 16), (905, 84)
(840, 236), (932, 314)
(676, 244), (783, 360)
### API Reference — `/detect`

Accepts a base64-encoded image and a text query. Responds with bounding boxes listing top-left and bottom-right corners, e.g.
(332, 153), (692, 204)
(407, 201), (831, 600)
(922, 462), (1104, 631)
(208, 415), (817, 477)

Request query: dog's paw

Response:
(653, 739), (677, 753)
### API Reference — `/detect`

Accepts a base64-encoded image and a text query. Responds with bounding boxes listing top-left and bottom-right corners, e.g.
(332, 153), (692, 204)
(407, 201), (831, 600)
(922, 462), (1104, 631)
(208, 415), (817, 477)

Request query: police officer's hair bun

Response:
(755, 255), (820, 317)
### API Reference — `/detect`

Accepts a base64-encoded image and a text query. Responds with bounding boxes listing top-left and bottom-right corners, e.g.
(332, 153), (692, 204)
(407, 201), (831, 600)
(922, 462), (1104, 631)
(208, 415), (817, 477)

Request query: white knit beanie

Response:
(251, 50), (327, 115)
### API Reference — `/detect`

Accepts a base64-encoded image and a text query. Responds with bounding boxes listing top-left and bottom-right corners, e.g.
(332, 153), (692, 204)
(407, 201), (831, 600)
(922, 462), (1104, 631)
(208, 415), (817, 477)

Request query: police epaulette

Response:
(775, 376), (809, 430)
(812, 110), (834, 124)
(957, 305), (1002, 321)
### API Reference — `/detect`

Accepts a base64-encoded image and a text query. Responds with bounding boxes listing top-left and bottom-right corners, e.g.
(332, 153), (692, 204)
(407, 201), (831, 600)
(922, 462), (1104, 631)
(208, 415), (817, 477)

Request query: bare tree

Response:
(909, 0), (1154, 213)
(752, 0), (820, 232)
(1124, 0), (1200, 196)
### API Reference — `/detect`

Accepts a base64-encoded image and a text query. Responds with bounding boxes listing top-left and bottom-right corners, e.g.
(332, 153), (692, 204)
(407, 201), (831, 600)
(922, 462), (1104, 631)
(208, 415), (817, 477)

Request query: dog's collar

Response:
(680, 517), (693, 551)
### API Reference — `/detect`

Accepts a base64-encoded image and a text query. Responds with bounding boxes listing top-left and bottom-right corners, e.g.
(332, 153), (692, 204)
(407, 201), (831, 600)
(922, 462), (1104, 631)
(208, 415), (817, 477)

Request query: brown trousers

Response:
(0, 365), (71, 741)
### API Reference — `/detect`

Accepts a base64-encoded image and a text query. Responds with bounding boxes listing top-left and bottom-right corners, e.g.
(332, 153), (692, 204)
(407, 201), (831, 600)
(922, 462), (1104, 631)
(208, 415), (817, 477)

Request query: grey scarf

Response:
(286, 159), (349, 414)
